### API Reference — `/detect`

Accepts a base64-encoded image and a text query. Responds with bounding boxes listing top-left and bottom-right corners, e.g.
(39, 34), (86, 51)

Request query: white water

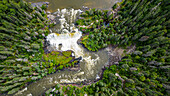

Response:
(47, 8), (100, 83)
(47, 32), (82, 56)
(15, 8), (109, 96)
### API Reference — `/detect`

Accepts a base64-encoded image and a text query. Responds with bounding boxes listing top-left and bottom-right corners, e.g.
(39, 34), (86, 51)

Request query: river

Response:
(25, 0), (121, 12)
(15, 0), (120, 95)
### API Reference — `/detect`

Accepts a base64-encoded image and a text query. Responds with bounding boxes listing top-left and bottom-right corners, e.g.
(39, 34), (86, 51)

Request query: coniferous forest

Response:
(0, 0), (170, 96)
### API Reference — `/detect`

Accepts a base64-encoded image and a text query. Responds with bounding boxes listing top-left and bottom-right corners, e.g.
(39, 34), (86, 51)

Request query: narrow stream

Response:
(15, 8), (109, 96)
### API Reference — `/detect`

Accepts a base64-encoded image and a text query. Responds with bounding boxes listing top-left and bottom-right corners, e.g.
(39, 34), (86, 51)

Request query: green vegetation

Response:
(0, 0), (78, 95)
(77, 8), (116, 51)
(43, 51), (78, 73)
(0, 0), (49, 94)
(0, 0), (169, 95)
(46, 0), (170, 95)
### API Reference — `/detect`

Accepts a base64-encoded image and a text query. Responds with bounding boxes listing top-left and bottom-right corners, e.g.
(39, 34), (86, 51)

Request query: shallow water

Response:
(15, 47), (109, 96)
(15, 8), (110, 96)
(14, 0), (122, 95)
(25, 0), (121, 12)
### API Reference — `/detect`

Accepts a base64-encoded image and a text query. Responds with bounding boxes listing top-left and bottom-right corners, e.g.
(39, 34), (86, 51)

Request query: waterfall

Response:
(51, 8), (82, 33)
(46, 8), (101, 83)
(46, 32), (82, 57)
(15, 9), (109, 96)
(47, 8), (83, 57)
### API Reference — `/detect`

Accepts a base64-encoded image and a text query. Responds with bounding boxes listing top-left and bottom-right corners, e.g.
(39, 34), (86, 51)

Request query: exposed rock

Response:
(74, 56), (82, 61)
(70, 56), (82, 63)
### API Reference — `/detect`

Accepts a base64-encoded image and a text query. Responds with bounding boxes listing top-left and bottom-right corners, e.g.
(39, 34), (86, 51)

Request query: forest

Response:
(0, 0), (169, 96)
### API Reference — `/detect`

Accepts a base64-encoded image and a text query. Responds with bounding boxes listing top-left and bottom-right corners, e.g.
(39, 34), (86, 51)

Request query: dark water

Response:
(25, 0), (121, 12)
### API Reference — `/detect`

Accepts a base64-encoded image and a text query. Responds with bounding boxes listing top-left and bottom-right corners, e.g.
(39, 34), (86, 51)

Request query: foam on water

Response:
(47, 8), (100, 81)
(15, 8), (109, 96)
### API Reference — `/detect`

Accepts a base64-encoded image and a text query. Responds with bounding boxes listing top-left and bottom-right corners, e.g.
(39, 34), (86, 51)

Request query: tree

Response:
(112, 4), (117, 10)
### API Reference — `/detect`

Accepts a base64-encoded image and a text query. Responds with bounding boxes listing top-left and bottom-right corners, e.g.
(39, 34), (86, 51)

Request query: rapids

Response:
(46, 8), (103, 82)
(15, 8), (109, 96)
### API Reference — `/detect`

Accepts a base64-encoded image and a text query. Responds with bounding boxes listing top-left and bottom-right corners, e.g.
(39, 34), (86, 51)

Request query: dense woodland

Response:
(0, 0), (169, 96)
(0, 0), (78, 95)
(46, 0), (170, 96)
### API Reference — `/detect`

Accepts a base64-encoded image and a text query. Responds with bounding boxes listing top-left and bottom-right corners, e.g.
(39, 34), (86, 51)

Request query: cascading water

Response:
(15, 8), (109, 96)
(47, 8), (102, 81)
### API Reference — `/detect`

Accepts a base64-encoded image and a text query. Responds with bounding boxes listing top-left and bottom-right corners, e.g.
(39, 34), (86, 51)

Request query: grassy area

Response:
(43, 51), (78, 73)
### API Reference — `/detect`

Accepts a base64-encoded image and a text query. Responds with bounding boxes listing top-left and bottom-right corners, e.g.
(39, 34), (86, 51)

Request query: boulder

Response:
(74, 56), (82, 61)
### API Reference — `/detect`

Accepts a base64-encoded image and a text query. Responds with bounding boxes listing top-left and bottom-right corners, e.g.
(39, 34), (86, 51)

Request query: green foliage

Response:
(1, 0), (169, 95)
(77, 8), (118, 51)
(0, 0), (50, 95)
(42, 51), (77, 74)
(45, 0), (169, 95)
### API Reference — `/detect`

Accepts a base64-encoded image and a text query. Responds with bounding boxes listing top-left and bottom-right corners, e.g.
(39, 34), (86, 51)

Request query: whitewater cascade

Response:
(46, 8), (100, 83)
(15, 9), (109, 96)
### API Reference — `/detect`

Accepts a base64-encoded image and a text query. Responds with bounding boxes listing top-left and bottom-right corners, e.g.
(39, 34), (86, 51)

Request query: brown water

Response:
(25, 0), (121, 12)
(13, 0), (120, 95)
(15, 47), (109, 96)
